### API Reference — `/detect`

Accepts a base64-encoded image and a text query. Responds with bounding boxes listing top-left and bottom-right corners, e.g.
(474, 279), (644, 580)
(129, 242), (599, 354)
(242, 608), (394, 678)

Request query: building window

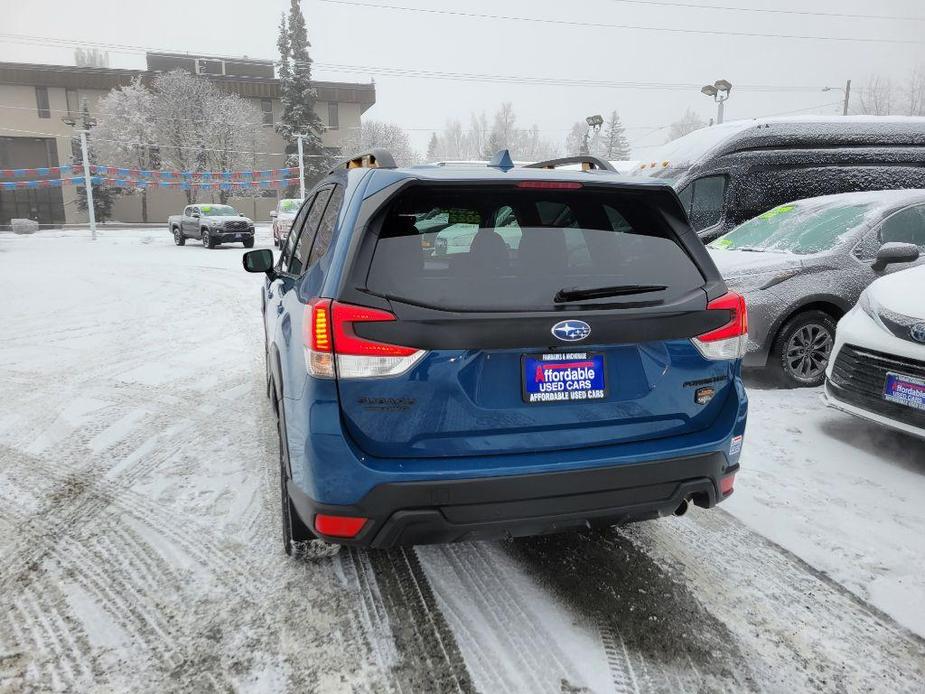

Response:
(35, 87), (50, 119)
(261, 98), (273, 126)
(327, 102), (339, 130)
(66, 89), (80, 120)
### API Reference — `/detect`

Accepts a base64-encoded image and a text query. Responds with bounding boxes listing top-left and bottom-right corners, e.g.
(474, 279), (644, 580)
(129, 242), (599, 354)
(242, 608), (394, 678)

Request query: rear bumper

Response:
(290, 452), (735, 548)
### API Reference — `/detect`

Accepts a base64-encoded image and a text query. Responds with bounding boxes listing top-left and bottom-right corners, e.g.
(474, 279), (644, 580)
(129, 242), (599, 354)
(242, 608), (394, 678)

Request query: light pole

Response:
(823, 79), (852, 116)
(701, 79), (732, 125)
(581, 114), (604, 155)
(296, 134), (305, 201)
(64, 115), (97, 240)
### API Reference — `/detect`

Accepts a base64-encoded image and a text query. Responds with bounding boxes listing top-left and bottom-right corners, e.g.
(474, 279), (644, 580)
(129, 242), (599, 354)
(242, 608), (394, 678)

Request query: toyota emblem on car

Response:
(911, 323), (925, 344)
(551, 320), (591, 342)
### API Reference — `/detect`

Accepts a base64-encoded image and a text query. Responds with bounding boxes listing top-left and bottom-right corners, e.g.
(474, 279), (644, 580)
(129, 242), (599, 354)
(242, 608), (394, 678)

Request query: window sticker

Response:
(447, 208), (480, 225)
(758, 204), (795, 220)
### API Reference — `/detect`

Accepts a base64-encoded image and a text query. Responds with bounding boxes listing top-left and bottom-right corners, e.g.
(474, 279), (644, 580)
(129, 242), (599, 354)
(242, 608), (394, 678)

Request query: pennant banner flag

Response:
(0, 165), (75, 179)
(0, 176), (301, 191)
(1, 165), (300, 181)
(89, 165), (300, 180)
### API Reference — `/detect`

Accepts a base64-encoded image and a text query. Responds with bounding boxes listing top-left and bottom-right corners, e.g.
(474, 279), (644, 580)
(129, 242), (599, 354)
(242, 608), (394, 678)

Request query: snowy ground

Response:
(1, 228), (924, 693)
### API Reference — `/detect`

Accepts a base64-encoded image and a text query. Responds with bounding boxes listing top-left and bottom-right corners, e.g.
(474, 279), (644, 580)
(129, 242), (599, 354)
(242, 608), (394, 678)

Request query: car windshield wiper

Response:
(734, 246), (767, 252)
(553, 284), (667, 303)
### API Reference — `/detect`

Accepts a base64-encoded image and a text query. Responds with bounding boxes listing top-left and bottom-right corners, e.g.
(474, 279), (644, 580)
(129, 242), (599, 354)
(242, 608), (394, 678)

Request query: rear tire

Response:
(173, 227), (185, 246)
(274, 390), (339, 558)
(771, 310), (837, 388)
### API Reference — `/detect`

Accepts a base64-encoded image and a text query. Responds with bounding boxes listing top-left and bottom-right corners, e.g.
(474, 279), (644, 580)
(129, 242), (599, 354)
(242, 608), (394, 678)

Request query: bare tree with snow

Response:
(341, 120), (418, 167)
(667, 108), (707, 142)
(92, 79), (158, 221)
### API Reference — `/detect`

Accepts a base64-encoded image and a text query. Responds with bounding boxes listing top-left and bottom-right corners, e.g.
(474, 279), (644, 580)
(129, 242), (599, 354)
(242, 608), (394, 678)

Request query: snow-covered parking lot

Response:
(1, 228), (924, 693)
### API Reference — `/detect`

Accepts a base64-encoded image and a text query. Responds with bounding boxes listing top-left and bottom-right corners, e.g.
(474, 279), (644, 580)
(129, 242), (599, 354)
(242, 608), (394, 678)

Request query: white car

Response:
(824, 264), (925, 439)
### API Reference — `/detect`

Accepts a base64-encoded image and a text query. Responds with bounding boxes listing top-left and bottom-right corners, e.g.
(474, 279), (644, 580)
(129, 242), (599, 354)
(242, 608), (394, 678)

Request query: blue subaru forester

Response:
(243, 150), (748, 556)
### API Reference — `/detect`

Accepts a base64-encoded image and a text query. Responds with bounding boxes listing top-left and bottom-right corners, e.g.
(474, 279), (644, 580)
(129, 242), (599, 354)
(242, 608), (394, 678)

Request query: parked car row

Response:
(707, 190), (925, 386)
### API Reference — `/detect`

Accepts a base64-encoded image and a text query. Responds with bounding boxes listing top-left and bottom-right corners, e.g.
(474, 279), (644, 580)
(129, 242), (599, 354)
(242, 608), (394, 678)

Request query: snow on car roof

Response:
(634, 115), (925, 178)
(775, 188), (925, 212)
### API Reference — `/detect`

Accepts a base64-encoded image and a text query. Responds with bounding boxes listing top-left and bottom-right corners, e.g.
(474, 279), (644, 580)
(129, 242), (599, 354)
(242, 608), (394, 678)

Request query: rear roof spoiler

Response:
(329, 148), (397, 174)
(524, 156), (615, 172)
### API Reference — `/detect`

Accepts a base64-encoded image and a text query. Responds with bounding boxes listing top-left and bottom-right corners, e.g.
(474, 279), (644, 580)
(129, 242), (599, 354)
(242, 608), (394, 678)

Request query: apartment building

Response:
(0, 52), (376, 225)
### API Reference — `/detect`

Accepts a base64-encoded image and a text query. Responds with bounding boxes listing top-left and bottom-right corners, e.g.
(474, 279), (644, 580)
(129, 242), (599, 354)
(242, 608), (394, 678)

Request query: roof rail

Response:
(524, 155), (616, 172)
(329, 148), (397, 174)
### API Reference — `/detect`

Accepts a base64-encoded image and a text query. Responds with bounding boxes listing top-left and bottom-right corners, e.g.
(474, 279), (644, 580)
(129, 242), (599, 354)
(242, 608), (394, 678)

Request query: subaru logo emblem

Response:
(911, 323), (925, 344)
(551, 320), (591, 342)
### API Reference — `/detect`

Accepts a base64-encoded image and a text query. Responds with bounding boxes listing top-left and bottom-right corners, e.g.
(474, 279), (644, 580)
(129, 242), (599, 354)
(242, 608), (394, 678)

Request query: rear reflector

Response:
(720, 474), (735, 496)
(516, 180), (582, 189)
(691, 291), (748, 360)
(314, 514), (367, 538)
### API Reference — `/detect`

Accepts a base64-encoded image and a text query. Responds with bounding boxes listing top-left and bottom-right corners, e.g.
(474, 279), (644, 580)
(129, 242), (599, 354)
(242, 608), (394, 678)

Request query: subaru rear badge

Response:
(911, 323), (925, 344)
(551, 320), (591, 342)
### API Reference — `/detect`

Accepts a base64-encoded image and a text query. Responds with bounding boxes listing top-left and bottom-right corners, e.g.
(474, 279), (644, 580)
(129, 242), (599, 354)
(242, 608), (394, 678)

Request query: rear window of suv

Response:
(365, 186), (704, 312)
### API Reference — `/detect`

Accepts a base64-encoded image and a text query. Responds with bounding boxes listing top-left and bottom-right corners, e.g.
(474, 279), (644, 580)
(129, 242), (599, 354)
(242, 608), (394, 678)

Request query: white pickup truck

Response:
(168, 204), (255, 249)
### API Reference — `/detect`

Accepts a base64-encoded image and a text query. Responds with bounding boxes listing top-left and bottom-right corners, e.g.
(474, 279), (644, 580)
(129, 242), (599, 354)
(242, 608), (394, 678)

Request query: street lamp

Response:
(581, 114), (604, 155)
(63, 115), (98, 240)
(701, 79), (732, 124)
(822, 80), (852, 116)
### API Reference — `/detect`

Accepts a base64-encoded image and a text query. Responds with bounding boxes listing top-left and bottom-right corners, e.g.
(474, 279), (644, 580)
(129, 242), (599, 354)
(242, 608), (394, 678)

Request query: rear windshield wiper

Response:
(553, 284), (667, 303)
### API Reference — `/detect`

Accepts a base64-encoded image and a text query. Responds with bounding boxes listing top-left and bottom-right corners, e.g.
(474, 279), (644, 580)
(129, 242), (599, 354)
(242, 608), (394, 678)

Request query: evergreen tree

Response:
(276, 0), (326, 180)
(425, 132), (439, 162)
(75, 98), (115, 222)
(603, 111), (632, 160)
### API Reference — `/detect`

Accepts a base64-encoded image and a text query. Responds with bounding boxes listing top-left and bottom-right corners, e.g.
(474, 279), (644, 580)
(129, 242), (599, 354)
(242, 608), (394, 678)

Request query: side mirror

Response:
(270, 210), (278, 219)
(872, 242), (920, 271)
(243, 249), (275, 276)
(191, 212), (200, 219)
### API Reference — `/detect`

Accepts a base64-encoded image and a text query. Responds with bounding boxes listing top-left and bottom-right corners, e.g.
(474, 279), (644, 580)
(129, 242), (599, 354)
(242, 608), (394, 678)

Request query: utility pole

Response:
(78, 129), (96, 241)
(296, 134), (306, 201)
(823, 79), (852, 116)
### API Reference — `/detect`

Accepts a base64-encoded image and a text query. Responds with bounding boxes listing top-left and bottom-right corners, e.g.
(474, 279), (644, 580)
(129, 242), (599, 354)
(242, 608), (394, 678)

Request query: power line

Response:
(0, 31), (867, 95)
(311, 62), (827, 93)
(600, 0), (925, 22)
(0, 33), (836, 94)
(0, 125), (313, 156)
(317, 0), (925, 45)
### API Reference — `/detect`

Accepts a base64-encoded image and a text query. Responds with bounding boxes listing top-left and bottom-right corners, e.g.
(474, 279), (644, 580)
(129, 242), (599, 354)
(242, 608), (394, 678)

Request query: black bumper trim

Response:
(289, 451), (733, 548)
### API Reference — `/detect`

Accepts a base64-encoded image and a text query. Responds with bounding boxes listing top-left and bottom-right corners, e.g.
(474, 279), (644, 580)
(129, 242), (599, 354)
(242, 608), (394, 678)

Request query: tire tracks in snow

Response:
(362, 546), (475, 694)
(619, 509), (925, 693)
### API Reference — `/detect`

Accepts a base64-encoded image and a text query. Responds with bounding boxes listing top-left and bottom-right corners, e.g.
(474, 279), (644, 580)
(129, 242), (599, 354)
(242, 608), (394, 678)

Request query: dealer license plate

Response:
(522, 352), (607, 404)
(883, 372), (925, 412)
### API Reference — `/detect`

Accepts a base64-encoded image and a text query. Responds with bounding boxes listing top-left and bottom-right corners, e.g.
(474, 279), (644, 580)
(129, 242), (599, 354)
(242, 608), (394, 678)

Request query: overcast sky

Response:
(2, 0), (924, 155)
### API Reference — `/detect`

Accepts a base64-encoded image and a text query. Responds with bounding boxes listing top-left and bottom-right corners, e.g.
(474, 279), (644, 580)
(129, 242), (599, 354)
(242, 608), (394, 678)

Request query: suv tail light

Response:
(304, 299), (426, 379)
(691, 292), (748, 360)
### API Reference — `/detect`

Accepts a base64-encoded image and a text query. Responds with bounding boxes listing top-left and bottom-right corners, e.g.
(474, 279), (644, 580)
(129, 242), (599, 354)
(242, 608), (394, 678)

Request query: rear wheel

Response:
(173, 227), (185, 246)
(771, 310), (837, 387)
(274, 391), (340, 559)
